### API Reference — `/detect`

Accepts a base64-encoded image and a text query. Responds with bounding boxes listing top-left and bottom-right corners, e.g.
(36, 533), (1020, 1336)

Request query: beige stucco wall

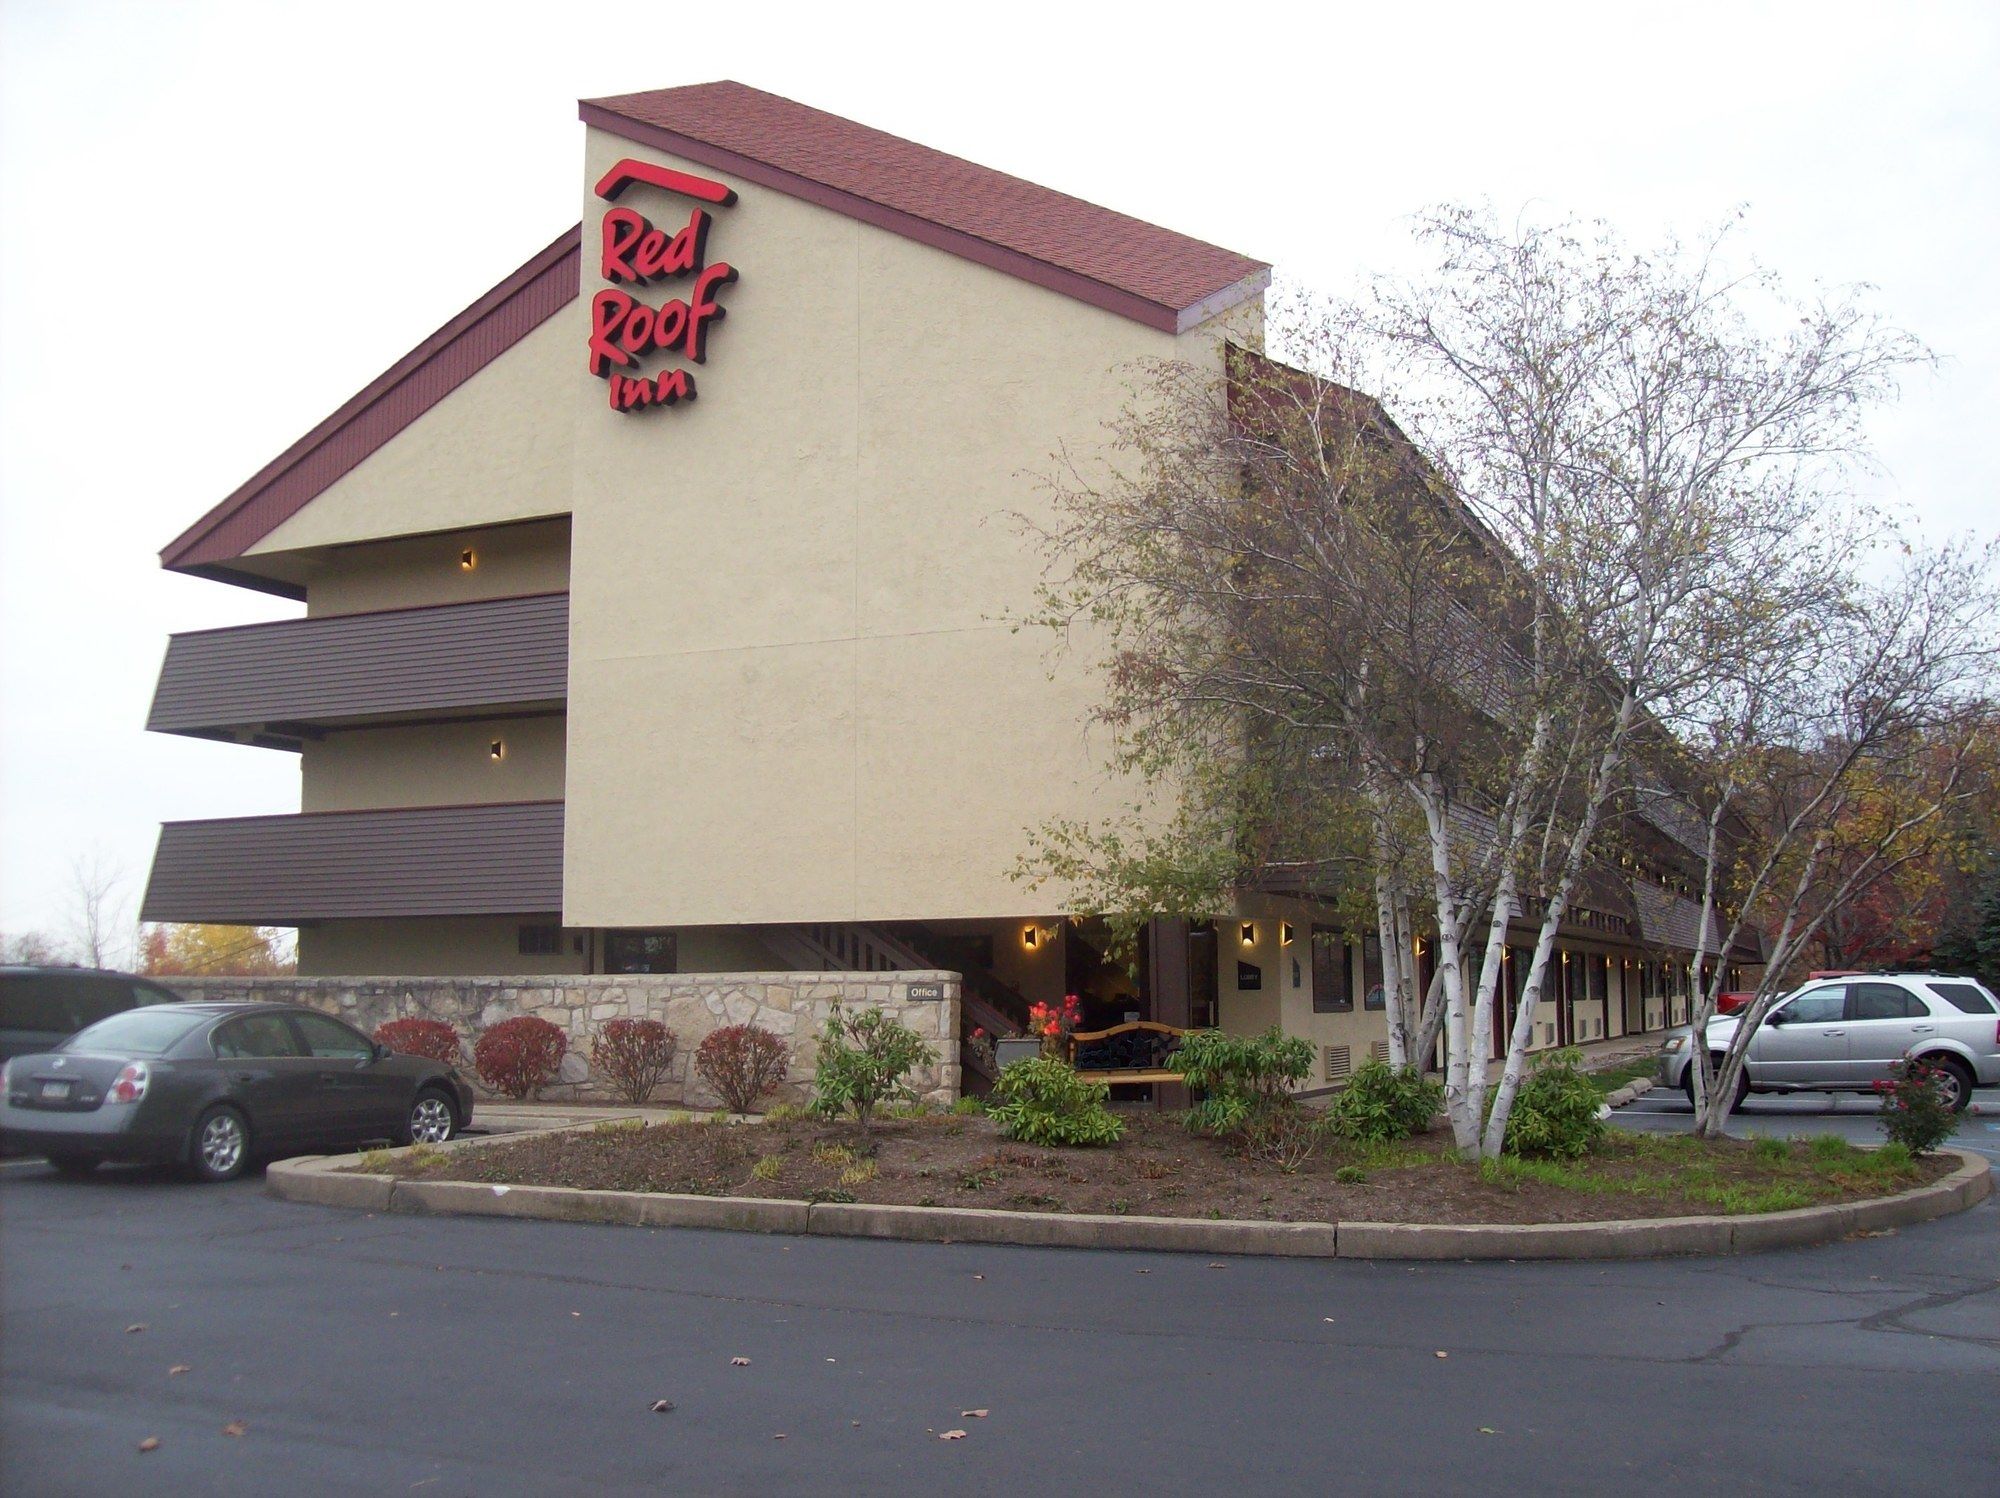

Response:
(300, 516), (571, 618)
(298, 916), (789, 978)
(1218, 896), (1393, 1076)
(563, 126), (1261, 928)
(250, 312), (576, 558)
(301, 714), (566, 813)
(300, 917), (580, 977)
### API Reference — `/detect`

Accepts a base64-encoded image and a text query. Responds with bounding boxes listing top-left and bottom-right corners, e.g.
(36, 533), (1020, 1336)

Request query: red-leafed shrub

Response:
(591, 1018), (679, 1104)
(373, 1018), (462, 1066)
(473, 1016), (568, 1099)
(694, 1025), (790, 1113)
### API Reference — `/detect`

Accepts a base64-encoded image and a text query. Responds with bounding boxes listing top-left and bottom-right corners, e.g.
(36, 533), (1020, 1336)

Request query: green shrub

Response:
(1172, 1027), (1314, 1137)
(1325, 1059), (1445, 1146)
(1332, 1164), (1367, 1184)
(1502, 1049), (1605, 1160)
(1873, 1058), (1961, 1155)
(809, 1004), (937, 1132)
(951, 1095), (986, 1117)
(986, 1058), (1124, 1147)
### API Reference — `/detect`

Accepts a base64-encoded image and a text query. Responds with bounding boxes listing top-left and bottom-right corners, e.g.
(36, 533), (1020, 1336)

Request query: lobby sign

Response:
(587, 159), (739, 413)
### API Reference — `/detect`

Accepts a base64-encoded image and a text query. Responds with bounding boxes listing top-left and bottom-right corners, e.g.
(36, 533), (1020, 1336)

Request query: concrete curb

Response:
(265, 1142), (1990, 1262)
(1603, 1078), (1657, 1109)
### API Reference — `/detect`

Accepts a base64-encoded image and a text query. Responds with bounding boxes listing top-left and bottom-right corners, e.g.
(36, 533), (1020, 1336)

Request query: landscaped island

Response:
(360, 1111), (1951, 1227)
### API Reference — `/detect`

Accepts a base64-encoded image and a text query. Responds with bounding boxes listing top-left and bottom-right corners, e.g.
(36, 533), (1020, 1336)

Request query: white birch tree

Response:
(1024, 206), (1929, 1156)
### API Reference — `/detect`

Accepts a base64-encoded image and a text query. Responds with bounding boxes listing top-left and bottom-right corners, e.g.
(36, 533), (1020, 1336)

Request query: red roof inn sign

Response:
(587, 158), (739, 413)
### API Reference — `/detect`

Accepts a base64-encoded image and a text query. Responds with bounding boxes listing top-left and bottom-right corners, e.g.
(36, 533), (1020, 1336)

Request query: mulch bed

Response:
(364, 1112), (1956, 1226)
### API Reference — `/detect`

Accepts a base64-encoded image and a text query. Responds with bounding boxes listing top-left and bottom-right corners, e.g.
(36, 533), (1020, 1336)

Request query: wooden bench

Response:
(1066, 1021), (1191, 1085)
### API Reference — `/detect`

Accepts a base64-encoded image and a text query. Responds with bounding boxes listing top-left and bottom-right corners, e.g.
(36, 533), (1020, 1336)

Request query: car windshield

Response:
(60, 1008), (205, 1057)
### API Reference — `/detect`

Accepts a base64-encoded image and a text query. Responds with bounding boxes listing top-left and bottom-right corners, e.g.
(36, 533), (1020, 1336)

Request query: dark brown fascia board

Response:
(158, 797), (565, 830)
(177, 561), (308, 602)
(160, 588), (570, 644)
(578, 103), (1270, 335)
(160, 227), (583, 579)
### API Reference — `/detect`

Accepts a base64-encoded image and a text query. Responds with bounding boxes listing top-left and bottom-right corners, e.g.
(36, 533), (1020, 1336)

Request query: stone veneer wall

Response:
(163, 972), (962, 1108)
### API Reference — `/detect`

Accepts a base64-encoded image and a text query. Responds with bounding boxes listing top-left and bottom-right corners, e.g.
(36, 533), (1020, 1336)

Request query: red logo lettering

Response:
(588, 159), (739, 416)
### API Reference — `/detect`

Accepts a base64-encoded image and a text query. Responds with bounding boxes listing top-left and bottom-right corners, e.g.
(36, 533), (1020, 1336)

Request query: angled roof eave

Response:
(578, 88), (1270, 334)
(159, 226), (583, 581)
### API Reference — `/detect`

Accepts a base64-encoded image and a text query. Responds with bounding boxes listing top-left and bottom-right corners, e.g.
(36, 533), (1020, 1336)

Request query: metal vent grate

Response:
(1370, 1040), (1391, 1064)
(1323, 1044), (1352, 1082)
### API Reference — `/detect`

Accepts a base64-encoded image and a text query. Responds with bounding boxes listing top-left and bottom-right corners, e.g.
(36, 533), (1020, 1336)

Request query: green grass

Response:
(1581, 1059), (1658, 1097)
(1473, 1131), (1922, 1214)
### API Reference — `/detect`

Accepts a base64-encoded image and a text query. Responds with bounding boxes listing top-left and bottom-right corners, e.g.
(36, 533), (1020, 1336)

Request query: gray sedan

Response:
(1, 1001), (473, 1181)
(1660, 973), (2000, 1112)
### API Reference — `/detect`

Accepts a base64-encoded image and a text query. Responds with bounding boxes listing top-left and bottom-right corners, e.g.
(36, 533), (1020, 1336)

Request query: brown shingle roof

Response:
(580, 81), (1269, 332)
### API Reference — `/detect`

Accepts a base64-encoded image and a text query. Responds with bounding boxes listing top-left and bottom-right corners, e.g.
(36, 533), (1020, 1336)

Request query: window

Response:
(64, 1007), (204, 1057)
(1363, 933), (1385, 1010)
(69, 977), (138, 1029)
(518, 923), (563, 957)
(1587, 954), (1608, 1003)
(213, 1014), (305, 1059)
(605, 930), (677, 974)
(1847, 983), (1927, 1022)
(0, 974), (74, 1033)
(1928, 981), (1997, 1015)
(1776, 988), (1845, 1025)
(292, 1012), (375, 1059)
(1311, 927), (1351, 1012)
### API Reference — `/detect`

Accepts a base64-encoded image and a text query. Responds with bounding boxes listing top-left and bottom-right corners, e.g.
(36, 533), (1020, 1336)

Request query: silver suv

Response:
(1660, 973), (2000, 1113)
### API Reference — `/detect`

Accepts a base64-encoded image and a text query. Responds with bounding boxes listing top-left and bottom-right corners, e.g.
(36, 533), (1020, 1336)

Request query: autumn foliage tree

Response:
(138, 923), (295, 976)
(1024, 205), (1939, 1157)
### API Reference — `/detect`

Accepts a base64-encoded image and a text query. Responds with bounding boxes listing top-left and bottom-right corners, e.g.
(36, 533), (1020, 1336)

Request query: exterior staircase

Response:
(766, 922), (1029, 1088)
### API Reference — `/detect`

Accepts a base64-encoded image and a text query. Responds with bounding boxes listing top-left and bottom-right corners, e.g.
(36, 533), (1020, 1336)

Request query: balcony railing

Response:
(140, 801), (563, 926)
(148, 591), (567, 747)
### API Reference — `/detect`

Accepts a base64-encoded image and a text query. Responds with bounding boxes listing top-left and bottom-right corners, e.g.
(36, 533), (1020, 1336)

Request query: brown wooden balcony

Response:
(147, 592), (567, 749)
(140, 801), (563, 925)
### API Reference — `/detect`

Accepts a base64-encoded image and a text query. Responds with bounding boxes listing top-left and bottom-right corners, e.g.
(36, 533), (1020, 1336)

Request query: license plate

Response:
(38, 1080), (72, 1100)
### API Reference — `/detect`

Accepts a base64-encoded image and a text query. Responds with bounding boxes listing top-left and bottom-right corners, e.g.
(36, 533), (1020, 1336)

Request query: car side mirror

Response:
(1764, 1009), (1785, 1026)
(372, 1043), (393, 1063)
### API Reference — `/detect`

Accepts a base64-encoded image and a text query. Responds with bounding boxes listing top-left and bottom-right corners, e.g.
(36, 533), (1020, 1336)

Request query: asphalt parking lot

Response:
(3, 1099), (1996, 1497)
(1611, 1083), (2000, 1164)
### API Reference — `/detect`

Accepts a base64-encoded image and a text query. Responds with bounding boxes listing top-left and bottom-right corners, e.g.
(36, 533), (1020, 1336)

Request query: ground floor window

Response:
(605, 929), (677, 974)
(1311, 926), (1352, 1012)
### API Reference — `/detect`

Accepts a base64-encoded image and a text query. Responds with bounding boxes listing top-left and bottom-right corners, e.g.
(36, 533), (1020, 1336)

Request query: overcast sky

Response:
(1, 0), (1995, 948)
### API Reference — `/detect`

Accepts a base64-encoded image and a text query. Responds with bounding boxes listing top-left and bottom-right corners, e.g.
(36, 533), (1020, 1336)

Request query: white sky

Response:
(1, 0), (1995, 944)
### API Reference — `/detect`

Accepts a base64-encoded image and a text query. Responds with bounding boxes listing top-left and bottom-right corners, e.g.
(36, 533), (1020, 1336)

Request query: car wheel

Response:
(46, 1152), (101, 1178)
(1684, 1056), (1748, 1113)
(1916, 1056), (1975, 1114)
(189, 1105), (250, 1183)
(398, 1087), (458, 1147)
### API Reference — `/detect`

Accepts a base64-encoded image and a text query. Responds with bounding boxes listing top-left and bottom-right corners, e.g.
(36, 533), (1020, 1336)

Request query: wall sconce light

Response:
(1240, 922), (1256, 947)
(1280, 922), (1295, 946)
(460, 548), (477, 571)
(1414, 936), (1426, 957)
(1022, 924), (1039, 950)
(489, 739), (505, 763)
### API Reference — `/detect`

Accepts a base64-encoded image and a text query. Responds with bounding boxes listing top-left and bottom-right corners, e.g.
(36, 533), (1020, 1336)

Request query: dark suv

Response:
(0, 967), (182, 1062)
